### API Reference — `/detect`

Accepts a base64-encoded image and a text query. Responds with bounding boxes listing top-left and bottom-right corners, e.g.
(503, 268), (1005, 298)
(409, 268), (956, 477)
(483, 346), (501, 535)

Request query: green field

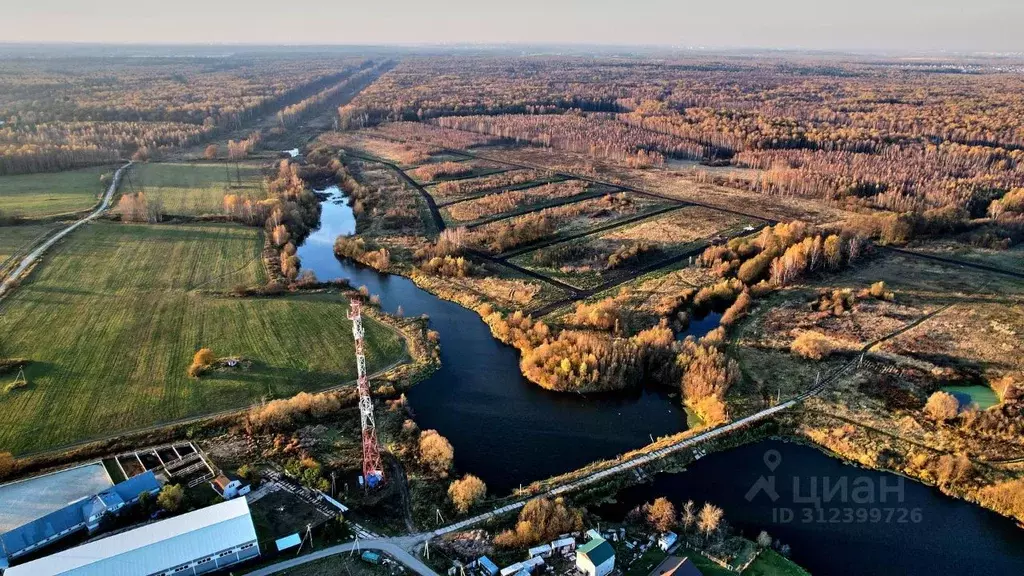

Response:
(0, 224), (59, 270)
(0, 166), (113, 219)
(0, 221), (404, 454)
(130, 162), (267, 216)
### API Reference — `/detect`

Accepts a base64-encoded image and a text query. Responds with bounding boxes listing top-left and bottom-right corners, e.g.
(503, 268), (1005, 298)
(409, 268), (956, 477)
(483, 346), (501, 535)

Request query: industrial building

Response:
(0, 470), (161, 564)
(4, 498), (259, 576)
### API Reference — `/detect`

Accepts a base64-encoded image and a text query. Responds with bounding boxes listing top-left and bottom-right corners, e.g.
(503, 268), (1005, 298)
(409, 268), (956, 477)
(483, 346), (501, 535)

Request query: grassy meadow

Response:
(0, 166), (113, 219)
(130, 162), (267, 216)
(0, 221), (404, 454)
(0, 224), (59, 270)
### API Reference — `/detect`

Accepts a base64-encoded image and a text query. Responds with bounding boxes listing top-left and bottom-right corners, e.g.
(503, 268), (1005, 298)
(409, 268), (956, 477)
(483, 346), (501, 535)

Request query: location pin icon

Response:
(764, 449), (782, 472)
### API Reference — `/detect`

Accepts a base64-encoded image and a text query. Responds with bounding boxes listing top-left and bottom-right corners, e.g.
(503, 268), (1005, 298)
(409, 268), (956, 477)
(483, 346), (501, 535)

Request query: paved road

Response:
(0, 161), (132, 297)
(246, 538), (438, 576)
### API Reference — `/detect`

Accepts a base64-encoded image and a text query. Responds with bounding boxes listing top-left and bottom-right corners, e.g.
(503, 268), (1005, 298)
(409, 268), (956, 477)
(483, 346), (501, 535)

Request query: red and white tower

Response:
(348, 299), (385, 487)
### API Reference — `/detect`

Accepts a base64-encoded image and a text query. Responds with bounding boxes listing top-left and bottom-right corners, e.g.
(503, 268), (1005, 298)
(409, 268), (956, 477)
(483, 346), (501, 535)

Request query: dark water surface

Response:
(298, 188), (688, 494)
(676, 310), (723, 341)
(299, 190), (1024, 573)
(593, 440), (1024, 575)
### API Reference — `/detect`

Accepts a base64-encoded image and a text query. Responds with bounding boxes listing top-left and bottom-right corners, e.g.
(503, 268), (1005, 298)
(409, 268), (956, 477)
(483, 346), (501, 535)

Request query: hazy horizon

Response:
(5, 0), (1024, 54)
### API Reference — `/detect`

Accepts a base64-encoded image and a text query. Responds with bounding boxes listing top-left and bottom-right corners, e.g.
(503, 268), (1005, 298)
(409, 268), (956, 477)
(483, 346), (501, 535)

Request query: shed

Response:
(275, 533), (302, 552)
(658, 531), (678, 551)
(478, 556), (499, 576)
(522, 556), (545, 570)
(551, 537), (575, 551)
(500, 562), (524, 576)
(528, 543), (552, 557)
(576, 537), (615, 576)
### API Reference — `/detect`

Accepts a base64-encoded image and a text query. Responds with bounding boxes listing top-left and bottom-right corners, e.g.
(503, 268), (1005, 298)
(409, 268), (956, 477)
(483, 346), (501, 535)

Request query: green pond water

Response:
(941, 385), (1000, 410)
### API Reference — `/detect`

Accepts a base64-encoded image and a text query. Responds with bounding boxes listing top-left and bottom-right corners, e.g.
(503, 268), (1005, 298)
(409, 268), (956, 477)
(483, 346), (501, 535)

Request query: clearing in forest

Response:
(0, 166), (114, 219)
(0, 221), (404, 454)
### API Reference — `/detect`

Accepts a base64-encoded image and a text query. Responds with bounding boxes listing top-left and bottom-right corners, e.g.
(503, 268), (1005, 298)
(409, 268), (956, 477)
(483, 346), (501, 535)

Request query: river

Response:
(298, 188), (688, 494)
(593, 440), (1024, 575)
(298, 188), (1024, 573)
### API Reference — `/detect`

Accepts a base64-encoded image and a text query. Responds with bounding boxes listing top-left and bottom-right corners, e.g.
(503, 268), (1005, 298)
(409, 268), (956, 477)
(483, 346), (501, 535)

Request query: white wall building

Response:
(5, 498), (259, 576)
(576, 536), (615, 576)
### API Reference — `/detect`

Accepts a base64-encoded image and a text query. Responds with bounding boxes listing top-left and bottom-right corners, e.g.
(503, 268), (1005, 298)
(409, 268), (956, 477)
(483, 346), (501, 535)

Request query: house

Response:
(0, 471), (161, 563)
(658, 531), (678, 551)
(576, 536), (615, 576)
(648, 556), (703, 576)
(211, 474), (251, 500)
(4, 499), (259, 576)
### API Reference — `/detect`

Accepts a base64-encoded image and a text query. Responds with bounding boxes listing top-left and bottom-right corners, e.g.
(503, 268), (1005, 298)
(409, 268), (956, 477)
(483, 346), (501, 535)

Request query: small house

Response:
(648, 556), (703, 576)
(658, 531), (678, 551)
(212, 474), (251, 500)
(576, 536), (615, 576)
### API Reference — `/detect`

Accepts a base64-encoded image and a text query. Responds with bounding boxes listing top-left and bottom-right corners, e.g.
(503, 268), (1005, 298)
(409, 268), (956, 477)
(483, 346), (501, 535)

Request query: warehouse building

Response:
(0, 471), (161, 563)
(4, 498), (259, 576)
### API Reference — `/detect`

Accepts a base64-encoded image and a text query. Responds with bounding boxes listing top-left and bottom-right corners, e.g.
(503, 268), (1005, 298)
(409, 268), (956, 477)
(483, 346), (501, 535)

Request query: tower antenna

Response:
(349, 299), (385, 488)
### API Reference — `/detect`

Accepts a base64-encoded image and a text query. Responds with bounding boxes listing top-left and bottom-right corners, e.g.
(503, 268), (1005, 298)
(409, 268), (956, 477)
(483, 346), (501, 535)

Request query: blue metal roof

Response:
(1, 497), (88, 557)
(275, 533), (302, 551)
(0, 471), (161, 558)
(112, 470), (161, 501)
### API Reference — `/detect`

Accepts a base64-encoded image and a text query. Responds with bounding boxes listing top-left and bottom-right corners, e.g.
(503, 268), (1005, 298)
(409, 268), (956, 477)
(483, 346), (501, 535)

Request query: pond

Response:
(297, 187), (689, 494)
(592, 440), (1024, 575)
(941, 385), (1001, 410)
(675, 310), (722, 341)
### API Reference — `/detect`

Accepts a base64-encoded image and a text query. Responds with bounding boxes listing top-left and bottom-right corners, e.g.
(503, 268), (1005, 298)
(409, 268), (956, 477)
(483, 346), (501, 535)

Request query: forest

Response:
(0, 56), (371, 174)
(340, 56), (1024, 247)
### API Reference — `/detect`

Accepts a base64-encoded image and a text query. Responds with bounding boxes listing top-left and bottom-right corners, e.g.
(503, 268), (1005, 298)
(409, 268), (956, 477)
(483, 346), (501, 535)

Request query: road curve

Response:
(0, 161), (132, 297)
(246, 538), (438, 576)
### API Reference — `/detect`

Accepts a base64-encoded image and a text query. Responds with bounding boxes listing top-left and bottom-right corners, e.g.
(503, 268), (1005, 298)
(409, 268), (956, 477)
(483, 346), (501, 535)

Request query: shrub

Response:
(0, 452), (16, 480)
(570, 298), (622, 332)
(924, 391), (960, 422)
(249, 391), (351, 431)
(157, 484), (185, 513)
(419, 430), (454, 477)
(187, 348), (216, 378)
(868, 281), (894, 300)
(719, 290), (752, 328)
(790, 331), (834, 360)
(448, 474), (487, 513)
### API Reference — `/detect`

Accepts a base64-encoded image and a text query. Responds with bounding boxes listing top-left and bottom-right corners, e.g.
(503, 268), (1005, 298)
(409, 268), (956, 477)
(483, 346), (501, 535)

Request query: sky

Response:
(3, 0), (1022, 53)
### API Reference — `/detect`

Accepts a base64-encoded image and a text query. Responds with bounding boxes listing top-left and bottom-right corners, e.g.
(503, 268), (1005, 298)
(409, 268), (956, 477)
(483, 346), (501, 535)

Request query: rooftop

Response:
(578, 537), (614, 567)
(649, 556), (703, 576)
(4, 498), (257, 576)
